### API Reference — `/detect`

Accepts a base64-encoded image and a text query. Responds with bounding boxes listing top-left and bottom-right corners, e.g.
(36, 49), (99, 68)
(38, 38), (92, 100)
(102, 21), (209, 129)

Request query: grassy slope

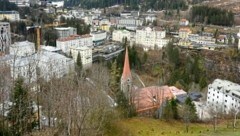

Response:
(106, 117), (240, 136)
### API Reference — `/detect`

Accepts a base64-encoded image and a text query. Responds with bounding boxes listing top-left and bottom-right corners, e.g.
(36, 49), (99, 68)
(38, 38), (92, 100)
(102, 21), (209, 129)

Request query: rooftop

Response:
(210, 79), (240, 93)
(11, 41), (34, 47)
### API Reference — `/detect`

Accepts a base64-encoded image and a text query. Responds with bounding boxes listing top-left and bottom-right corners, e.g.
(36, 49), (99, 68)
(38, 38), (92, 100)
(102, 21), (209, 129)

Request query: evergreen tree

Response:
(76, 52), (83, 74)
(8, 78), (36, 135)
(110, 60), (121, 93)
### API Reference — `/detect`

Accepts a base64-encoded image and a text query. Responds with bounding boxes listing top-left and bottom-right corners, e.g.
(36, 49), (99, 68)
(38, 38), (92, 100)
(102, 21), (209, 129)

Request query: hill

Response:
(201, 0), (240, 14)
(106, 117), (240, 136)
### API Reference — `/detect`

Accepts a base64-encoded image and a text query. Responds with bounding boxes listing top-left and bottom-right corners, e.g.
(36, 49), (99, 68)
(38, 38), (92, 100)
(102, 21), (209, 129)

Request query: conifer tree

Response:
(76, 51), (82, 72)
(8, 78), (36, 135)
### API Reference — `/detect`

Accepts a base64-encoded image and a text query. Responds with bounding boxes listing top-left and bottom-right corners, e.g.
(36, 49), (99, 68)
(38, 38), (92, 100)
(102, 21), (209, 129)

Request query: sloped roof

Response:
(133, 86), (174, 113)
(121, 47), (131, 81)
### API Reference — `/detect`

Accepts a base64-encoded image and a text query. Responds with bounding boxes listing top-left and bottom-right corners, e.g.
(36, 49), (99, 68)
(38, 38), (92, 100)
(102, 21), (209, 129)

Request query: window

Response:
(226, 95), (228, 97)
(225, 100), (227, 102)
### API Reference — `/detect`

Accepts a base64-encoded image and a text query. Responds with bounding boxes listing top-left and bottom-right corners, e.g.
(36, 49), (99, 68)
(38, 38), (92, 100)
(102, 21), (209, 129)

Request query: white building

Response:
(10, 55), (37, 83)
(179, 19), (189, 26)
(37, 51), (74, 81)
(0, 11), (20, 21)
(145, 15), (157, 23)
(9, 0), (30, 7)
(54, 27), (77, 38)
(237, 29), (240, 50)
(57, 34), (93, 54)
(79, 34), (93, 47)
(136, 26), (169, 50)
(207, 79), (240, 114)
(51, 1), (64, 8)
(10, 41), (35, 57)
(57, 35), (81, 54)
(90, 30), (107, 46)
(70, 46), (92, 69)
(112, 29), (132, 42)
(117, 17), (143, 30)
(0, 22), (11, 55)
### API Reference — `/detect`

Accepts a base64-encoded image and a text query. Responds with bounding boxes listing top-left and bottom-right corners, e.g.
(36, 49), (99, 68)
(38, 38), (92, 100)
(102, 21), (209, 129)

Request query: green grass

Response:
(106, 117), (240, 136)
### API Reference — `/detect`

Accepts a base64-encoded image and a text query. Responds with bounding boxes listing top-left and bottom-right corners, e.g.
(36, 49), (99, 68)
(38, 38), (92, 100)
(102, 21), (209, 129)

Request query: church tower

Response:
(121, 47), (132, 98)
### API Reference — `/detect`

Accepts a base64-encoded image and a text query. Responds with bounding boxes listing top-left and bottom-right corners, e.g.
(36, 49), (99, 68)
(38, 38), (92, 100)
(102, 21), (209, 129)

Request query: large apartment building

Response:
(0, 22), (11, 55)
(10, 41), (35, 57)
(56, 34), (93, 54)
(207, 79), (240, 114)
(112, 29), (133, 42)
(136, 26), (169, 50)
(0, 11), (20, 21)
(10, 51), (74, 83)
(54, 27), (77, 38)
(70, 46), (92, 69)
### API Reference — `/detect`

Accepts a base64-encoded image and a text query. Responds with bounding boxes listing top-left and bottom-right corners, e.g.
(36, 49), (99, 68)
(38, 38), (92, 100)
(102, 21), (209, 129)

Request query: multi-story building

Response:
(117, 17), (143, 30)
(0, 11), (20, 21)
(9, 0), (30, 7)
(136, 26), (169, 50)
(37, 51), (74, 81)
(90, 30), (107, 46)
(0, 22), (11, 55)
(57, 34), (93, 54)
(237, 29), (240, 50)
(112, 29), (132, 42)
(179, 19), (189, 26)
(54, 27), (77, 38)
(56, 35), (80, 54)
(207, 79), (240, 114)
(79, 34), (93, 47)
(10, 51), (74, 83)
(10, 55), (37, 83)
(179, 27), (192, 39)
(70, 46), (92, 68)
(10, 41), (35, 57)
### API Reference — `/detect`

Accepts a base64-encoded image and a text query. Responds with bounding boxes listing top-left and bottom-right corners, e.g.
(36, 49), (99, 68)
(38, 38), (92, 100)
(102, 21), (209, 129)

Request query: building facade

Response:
(0, 11), (20, 21)
(9, 0), (30, 7)
(0, 22), (11, 55)
(70, 46), (92, 68)
(57, 34), (93, 54)
(54, 27), (77, 38)
(207, 79), (240, 114)
(112, 29), (132, 42)
(117, 17), (143, 30)
(90, 30), (107, 46)
(136, 26), (168, 50)
(10, 41), (35, 57)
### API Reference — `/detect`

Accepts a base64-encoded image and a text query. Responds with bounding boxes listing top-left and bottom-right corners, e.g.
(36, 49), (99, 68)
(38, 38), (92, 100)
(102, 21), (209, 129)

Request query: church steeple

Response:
(122, 47), (131, 81)
(121, 47), (132, 97)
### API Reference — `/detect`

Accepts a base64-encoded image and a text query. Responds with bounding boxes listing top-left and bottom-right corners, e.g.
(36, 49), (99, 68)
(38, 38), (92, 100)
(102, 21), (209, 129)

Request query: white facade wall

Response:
(10, 41), (35, 57)
(10, 56), (37, 83)
(9, 0), (30, 7)
(70, 46), (92, 68)
(207, 79), (240, 114)
(112, 30), (131, 42)
(0, 11), (20, 21)
(136, 27), (168, 49)
(37, 51), (74, 81)
(0, 22), (11, 54)
(79, 36), (93, 47)
(57, 38), (79, 54)
(54, 27), (77, 38)
(90, 31), (107, 42)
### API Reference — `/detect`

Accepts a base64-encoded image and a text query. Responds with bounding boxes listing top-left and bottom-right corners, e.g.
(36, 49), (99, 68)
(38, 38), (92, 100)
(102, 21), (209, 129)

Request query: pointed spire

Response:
(122, 47), (131, 81)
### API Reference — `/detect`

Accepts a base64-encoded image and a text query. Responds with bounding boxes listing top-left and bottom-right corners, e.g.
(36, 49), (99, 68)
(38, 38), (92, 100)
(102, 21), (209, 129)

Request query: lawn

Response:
(106, 117), (240, 136)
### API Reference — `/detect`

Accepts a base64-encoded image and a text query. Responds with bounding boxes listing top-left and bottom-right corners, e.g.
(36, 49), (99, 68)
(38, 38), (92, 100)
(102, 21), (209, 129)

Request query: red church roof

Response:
(122, 47), (131, 81)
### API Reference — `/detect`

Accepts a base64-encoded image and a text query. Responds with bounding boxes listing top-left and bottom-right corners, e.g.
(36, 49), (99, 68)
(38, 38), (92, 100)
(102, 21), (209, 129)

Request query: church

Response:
(120, 47), (186, 116)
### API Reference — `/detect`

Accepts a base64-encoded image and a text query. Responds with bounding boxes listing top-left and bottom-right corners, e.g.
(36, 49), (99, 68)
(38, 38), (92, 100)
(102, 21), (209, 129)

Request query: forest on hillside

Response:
(64, 0), (189, 11)
(191, 6), (234, 26)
